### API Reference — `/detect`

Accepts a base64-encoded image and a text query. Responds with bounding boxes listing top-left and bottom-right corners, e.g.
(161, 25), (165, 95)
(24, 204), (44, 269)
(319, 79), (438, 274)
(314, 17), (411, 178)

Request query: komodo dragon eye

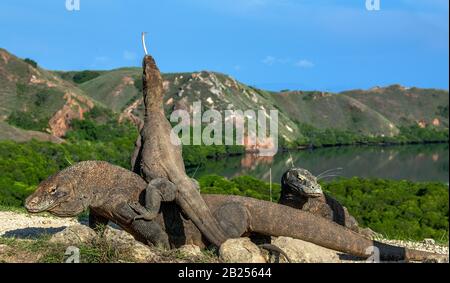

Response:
(297, 173), (306, 182)
(49, 186), (58, 195)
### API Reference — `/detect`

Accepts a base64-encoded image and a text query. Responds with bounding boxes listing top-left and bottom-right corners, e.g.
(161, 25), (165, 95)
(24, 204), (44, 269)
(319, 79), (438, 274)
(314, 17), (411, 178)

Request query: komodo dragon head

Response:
(281, 168), (323, 198)
(25, 163), (93, 217)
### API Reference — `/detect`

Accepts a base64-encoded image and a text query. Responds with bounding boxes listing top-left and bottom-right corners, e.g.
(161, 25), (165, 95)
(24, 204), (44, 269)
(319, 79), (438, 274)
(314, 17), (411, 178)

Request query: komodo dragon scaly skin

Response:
(130, 55), (229, 247)
(25, 161), (447, 262)
(279, 168), (376, 238)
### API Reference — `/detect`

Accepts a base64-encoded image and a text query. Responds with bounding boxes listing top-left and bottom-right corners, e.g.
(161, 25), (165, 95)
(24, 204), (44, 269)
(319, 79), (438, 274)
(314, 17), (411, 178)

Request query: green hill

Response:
(0, 48), (100, 140)
(0, 48), (448, 146)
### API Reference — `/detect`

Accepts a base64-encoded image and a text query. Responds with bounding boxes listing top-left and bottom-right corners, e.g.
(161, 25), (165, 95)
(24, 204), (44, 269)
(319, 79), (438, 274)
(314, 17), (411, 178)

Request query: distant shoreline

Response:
(240, 140), (450, 155)
(288, 140), (450, 151)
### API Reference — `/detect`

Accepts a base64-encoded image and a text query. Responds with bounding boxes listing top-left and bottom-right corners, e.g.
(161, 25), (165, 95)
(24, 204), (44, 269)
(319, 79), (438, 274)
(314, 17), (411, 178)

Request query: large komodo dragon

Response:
(25, 161), (447, 262)
(130, 54), (229, 247)
(279, 168), (376, 238)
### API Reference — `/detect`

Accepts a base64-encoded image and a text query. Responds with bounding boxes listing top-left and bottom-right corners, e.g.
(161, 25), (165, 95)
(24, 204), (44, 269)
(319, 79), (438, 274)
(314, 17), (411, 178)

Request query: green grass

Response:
(72, 71), (101, 84)
(0, 204), (27, 213)
(0, 234), (133, 263)
(0, 231), (218, 263)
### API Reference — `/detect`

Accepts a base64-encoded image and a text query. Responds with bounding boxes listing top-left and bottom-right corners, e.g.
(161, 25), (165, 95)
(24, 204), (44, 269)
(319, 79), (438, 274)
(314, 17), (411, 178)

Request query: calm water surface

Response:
(191, 144), (449, 184)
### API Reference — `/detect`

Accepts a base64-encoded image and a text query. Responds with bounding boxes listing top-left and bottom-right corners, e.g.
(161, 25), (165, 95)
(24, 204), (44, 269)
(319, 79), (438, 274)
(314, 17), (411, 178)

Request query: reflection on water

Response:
(191, 144), (449, 184)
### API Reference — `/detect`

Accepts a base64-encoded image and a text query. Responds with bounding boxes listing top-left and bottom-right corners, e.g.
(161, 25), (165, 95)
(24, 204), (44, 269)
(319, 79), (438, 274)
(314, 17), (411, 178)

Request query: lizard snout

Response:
(25, 196), (49, 213)
(25, 196), (40, 211)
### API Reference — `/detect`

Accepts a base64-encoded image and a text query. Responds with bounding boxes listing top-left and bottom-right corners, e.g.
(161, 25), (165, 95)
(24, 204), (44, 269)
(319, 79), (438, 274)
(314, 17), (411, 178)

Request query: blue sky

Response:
(0, 0), (448, 92)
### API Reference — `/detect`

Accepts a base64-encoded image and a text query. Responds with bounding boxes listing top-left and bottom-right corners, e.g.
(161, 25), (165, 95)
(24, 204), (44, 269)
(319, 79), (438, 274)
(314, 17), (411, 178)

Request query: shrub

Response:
(24, 58), (38, 68)
(321, 178), (449, 242)
(73, 71), (101, 84)
(6, 110), (49, 131)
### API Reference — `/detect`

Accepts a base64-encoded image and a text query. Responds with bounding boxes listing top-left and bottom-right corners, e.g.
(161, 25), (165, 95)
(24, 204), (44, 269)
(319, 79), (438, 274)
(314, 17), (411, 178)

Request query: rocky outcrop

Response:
(119, 97), (143, 129)
(49, 224), (97, 245)
(112, 76), (135, 97)
(218, 237), (349, 263)
(49, 225), (157, 262)
(48, 92), (95, 137)
(270, 237), (344, 263)
(102, 227), (157, 262)
(178, 244), (203, 258)
(219, 238), (266, 263)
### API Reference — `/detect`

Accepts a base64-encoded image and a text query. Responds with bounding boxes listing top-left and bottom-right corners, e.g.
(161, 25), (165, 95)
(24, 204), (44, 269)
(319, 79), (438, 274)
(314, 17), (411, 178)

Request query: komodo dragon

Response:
(279, 168), (376, 238)
(25, 161), (447, 262)
(130, 52), (229, 247)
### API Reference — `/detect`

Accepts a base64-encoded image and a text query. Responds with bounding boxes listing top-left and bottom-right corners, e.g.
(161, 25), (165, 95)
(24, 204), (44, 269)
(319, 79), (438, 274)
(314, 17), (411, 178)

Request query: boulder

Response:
(0, 244), (11, 254)
(126, 242), (157, 262)
(219, 238), (266, 263)
(178, 244), (203, 258)
(102, 227), (156, 262)
(49, 225), (97, 245)
(271, 237), (342, 263)
(102, 226), (137, 247)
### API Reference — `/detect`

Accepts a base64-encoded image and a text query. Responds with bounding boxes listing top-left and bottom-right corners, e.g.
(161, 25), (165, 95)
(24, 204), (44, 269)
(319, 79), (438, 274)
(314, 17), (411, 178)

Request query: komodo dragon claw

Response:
(259, 244), (292, 263)
(128, 202), (159, 221)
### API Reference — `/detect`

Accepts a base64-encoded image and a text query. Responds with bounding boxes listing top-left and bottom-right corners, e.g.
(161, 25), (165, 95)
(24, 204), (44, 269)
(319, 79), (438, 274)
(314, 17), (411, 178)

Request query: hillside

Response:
(0, 122), (62, 143)
(0, 48), (97, 140)
(0, 48), (448, 145)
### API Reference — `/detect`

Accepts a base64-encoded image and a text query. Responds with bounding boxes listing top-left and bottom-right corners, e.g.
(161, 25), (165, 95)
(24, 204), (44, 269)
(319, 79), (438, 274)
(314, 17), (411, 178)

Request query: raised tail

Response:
(177, 184), (230, 247)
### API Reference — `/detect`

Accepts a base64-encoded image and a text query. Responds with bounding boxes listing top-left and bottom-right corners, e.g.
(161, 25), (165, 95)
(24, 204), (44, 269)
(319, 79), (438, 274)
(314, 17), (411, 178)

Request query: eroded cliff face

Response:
(119, 97), (144, 129)
(48, 92), (95, 137)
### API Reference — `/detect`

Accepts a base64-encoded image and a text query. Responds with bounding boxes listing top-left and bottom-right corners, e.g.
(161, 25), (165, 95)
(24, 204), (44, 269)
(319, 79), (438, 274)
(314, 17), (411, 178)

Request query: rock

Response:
(178, 244), (203, 257)
(49, 225), (97, 245)
(127, 242), (156, 262)
(219, 238), (266, 263)
(423, 238), (436, 245)
(0, 244), (11, 254)
(271, 237), (341, 263)
(102, 227), (156, 262)
(102, 226), (137, 247)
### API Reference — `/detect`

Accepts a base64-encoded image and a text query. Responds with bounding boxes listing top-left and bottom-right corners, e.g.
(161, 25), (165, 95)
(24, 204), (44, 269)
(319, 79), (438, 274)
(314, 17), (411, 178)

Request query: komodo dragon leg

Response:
(129, 178), (177, 221)
(129, 178), (200, 222)
(117, 202), (171, 249)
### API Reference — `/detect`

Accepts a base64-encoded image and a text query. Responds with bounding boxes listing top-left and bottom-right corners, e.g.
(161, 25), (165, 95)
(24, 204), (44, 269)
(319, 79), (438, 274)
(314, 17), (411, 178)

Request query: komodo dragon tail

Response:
(203, 195), (447, 262)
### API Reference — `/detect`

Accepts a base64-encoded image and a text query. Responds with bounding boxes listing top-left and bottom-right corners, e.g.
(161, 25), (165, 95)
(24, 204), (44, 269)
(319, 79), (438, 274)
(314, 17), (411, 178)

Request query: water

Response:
(191, 144), (449, 184)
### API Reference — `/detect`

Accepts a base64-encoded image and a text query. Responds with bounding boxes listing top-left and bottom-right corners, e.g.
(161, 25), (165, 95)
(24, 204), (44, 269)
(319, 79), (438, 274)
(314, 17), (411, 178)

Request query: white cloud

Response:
(123, 50), (137, 61)
(295, 59), (315, 68)
(262, 56), (290, 66)
(94, 56), (108, 62)
(262, 56), (277, 66)
(262, 56), (314, 68)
